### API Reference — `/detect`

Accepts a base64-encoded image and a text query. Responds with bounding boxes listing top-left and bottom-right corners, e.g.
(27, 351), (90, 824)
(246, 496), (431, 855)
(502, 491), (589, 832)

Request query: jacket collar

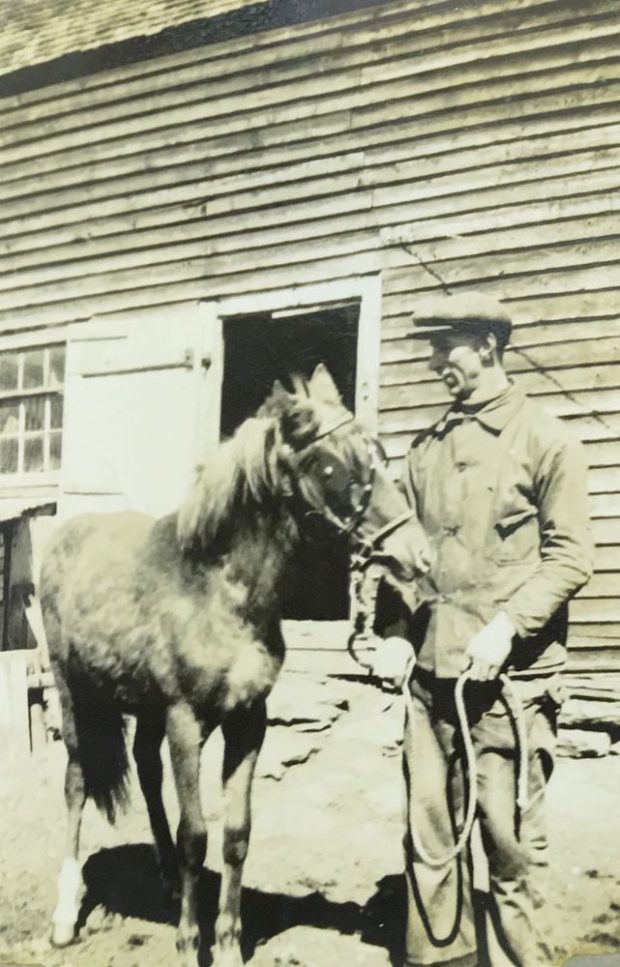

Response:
(433, 382), (525, 436)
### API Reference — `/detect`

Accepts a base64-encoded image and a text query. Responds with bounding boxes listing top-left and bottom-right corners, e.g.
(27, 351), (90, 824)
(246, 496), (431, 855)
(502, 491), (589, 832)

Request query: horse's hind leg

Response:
(213, 700), (267, 967)
(166, 702), (208, 967)
(133, 711), (178, 900)
(51, 676), (86, 947)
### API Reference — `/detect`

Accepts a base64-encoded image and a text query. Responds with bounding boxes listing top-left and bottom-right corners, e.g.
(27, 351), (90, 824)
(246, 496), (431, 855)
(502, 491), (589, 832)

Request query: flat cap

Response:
(410, 291), (512, 347)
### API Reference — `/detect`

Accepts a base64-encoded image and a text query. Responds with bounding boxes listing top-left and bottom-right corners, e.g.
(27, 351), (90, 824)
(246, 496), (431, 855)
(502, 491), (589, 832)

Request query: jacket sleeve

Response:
(502, 429), (594, 638)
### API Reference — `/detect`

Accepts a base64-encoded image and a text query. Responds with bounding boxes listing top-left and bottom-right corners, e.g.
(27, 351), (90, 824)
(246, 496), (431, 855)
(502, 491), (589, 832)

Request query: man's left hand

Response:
(466, 612), (516, 681)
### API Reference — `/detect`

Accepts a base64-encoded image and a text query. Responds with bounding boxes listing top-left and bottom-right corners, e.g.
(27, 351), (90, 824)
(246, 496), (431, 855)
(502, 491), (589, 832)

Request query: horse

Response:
(40, 363), (430, 967)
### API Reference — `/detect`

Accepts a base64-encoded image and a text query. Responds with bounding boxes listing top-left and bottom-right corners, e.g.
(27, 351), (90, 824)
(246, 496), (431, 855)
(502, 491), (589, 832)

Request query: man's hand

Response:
(371, 636), (416, 691)
(466, 612), (516, 681)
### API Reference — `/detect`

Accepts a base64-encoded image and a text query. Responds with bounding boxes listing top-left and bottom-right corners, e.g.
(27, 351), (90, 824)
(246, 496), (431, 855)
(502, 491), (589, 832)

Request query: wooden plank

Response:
(571, 599), (620, 623)
(2, 203), (620, 317)
(590, 493), (620, 519)
(578, 572), (620, 598)
(7, 0), (614, 116)
(585, 439), (620, 468)
(2, 166), (618, 278)
(566, 650), (620, 672)
(353, 57), (620, 134)
(594, 546), (620, 571)
(4, 163), (620, 282)
(568, 626), (620, 642)
(4, 104), (620, 236)
(5, 93), (620, 232)
(3, 48), (620, 186)
(0, 651), (30, 757)
(589, 467), (620, 495)
(592, 518), (620, 544)
(4, 0), (616, 132)
(4, 44), (620, 210)
(3, 20), (619, 198)
(0, 250), (384, 331)
(0, 229), (383, 312)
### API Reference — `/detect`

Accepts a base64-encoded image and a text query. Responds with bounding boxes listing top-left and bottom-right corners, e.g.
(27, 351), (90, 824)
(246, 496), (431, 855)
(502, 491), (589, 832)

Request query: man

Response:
(375, 291), (594, 967)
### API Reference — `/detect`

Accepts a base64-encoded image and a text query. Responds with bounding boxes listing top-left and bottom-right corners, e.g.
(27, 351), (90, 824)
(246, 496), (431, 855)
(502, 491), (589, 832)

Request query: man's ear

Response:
(479, 331), (497, 364)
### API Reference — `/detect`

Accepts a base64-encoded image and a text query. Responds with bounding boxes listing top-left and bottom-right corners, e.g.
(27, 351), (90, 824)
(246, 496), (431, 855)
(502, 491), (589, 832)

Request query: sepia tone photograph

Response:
(0, 1), (618, 965)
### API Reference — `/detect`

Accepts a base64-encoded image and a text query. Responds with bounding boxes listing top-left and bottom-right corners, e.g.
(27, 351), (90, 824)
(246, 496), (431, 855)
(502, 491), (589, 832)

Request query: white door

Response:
(58, 304), (222, 520)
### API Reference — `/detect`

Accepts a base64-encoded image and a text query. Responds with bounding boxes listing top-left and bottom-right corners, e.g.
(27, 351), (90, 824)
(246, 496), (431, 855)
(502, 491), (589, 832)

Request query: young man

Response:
(376, 292), (593, 967)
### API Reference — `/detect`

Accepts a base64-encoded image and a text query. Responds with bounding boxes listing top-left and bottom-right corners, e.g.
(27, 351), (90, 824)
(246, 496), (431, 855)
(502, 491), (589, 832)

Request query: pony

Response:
(40, 364), (430, 967)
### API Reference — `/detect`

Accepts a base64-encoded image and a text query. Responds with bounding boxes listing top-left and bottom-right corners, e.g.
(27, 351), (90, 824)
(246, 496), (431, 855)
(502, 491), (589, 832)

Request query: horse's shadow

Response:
(79, 844), (406, 964)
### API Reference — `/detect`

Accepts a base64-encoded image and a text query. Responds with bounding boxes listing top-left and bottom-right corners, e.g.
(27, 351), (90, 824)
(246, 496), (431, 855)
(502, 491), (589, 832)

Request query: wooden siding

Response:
(0, 0), (619, 665)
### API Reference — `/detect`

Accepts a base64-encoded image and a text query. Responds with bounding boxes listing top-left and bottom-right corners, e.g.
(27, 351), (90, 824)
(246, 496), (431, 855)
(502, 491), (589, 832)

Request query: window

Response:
(0, 345), (65, 475)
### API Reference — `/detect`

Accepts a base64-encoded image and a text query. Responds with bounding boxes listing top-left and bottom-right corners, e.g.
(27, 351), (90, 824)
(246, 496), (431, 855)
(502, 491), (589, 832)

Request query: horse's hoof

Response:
(51, 921), (77, 947)
(176, 925), (200, 965)
(211, 946), (244, 967)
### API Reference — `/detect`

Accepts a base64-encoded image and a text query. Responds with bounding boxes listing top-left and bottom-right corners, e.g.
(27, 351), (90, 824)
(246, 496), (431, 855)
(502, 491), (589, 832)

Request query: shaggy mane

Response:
(177, 416), (279, 552)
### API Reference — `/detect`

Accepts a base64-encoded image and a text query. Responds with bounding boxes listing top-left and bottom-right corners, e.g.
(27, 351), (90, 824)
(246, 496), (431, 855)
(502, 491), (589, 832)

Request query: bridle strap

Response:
(365, 508), (416, 547)
(310, 414), (355, 441)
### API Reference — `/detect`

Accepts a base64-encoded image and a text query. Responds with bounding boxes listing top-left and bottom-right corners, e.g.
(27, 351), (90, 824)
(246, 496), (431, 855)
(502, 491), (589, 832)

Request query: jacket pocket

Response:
(493, 508), (539, 564)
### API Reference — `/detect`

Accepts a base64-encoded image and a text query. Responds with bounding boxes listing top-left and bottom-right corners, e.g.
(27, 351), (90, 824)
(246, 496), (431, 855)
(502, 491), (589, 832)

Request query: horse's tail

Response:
(68, 681), (131, 824)
(81, 698), (130, 824)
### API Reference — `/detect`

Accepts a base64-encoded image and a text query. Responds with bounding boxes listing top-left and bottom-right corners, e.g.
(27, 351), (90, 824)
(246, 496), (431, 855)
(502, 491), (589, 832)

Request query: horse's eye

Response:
(323, 465), (334, 477)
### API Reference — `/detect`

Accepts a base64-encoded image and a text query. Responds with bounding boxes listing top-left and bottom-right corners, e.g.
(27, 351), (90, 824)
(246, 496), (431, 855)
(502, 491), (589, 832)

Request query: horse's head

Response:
(267, 364), (430, 583)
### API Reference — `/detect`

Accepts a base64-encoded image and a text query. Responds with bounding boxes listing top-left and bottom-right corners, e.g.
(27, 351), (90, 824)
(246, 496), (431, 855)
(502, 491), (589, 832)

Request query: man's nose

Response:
(429, 347), (446, 373)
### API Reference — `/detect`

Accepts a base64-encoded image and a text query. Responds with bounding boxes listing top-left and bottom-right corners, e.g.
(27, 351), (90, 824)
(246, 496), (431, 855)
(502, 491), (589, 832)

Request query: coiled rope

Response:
(401, 661), (530, 868)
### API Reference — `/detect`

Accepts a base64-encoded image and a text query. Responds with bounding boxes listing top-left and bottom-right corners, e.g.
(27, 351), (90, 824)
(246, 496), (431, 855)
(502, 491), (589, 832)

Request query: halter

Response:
(286, 413), (415, 568)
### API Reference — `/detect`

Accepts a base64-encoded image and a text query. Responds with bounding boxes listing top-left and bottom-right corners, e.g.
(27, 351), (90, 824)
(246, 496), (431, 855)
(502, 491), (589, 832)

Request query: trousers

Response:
(402, 671), (559, 967)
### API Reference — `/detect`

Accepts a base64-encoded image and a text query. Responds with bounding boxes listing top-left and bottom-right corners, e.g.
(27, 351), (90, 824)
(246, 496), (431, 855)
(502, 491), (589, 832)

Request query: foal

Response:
(41, 364), (429, 966)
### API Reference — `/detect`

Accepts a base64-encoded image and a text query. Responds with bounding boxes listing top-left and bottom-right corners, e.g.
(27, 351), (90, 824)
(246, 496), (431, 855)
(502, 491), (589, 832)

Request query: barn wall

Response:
(0, 0), (619, 666)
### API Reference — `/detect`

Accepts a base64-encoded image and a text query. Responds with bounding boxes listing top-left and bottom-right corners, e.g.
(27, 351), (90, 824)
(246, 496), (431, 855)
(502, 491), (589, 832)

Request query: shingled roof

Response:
(0, 0), (261, 78)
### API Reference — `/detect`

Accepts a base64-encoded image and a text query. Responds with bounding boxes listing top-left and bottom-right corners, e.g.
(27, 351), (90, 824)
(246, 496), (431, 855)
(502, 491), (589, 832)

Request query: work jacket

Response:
(399, 382), (594, 679)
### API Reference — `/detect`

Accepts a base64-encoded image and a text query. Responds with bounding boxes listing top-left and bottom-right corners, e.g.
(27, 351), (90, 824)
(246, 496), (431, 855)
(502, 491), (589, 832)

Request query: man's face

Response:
(428, 330), (485, 400)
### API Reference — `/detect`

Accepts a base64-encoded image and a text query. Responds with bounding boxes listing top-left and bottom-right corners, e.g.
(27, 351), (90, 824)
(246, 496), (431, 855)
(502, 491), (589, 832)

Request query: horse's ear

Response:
(308, 363), (342, 405)
(271, 379), (291, 401)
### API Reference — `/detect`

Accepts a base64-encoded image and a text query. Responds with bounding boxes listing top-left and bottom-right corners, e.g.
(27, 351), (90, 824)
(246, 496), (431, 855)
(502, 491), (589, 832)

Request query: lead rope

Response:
(401, 664), (530, 868)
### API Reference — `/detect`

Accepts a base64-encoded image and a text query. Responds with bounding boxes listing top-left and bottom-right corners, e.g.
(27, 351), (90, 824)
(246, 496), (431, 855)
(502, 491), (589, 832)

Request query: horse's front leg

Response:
(166, 702), (208, 966)
(213, 700), (267, 967)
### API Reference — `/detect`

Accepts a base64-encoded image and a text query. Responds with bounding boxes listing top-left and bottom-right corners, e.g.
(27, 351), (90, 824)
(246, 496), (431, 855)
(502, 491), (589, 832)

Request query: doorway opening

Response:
(220, 302), (360, 620)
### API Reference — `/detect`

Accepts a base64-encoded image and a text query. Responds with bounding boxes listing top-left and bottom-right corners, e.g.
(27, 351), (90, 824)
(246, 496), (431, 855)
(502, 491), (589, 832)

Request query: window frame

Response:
(0, 342), (66, 486)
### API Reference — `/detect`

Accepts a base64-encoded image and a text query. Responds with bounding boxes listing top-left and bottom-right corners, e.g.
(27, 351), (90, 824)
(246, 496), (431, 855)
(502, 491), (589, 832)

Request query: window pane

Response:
(0, 402), (19, 436)
(24, 435), (44, 472)
(49, 431), (63, 470)
(25, 396), (45, 431)
(49, 346), (66, 388)
(50, 395), (64, 429)
(0, 353), (18, 391)
(0, 438), (18, 474)
(23, 349), (44, 389)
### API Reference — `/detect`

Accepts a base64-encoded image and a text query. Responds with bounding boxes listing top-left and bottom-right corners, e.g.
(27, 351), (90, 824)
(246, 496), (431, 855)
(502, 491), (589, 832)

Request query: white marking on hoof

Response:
(51, 858), (82, 945)
(51, 920), (77, 948)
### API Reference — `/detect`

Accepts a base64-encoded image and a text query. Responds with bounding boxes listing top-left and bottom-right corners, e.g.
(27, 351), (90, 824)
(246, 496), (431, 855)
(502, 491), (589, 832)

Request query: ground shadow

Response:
(80, 845), (407, 963)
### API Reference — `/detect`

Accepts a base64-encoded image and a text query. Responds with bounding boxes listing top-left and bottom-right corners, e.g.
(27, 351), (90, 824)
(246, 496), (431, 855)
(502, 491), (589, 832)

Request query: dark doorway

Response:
(220, 303), (359, 620)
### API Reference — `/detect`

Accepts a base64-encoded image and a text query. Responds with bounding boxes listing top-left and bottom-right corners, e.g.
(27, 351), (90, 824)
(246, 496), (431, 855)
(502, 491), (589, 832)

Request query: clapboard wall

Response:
(0, 0), (619, 666)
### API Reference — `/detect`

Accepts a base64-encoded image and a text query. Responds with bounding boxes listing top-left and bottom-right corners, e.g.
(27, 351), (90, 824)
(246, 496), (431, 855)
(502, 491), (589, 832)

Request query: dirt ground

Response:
(1, 674), (619, 967)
